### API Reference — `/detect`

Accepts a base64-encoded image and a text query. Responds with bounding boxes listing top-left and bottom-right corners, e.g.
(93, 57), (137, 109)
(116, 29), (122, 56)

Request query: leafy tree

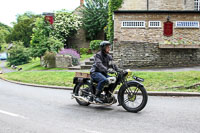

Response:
(6, 12), (40, 47)
(0, 22), (12, 32)
(30, 17), (64, 58)
(53, 11), (82, 47)
(0, 28), (9, 43)
(0, 22), (12, 44)
(7, 41), (31, 66)
(81, 0), (109, 40)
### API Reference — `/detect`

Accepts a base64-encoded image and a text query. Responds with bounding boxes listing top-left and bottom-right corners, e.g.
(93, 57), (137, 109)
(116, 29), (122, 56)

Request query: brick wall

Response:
(119, 0), (195, 10)
(114, 12), (200, 44)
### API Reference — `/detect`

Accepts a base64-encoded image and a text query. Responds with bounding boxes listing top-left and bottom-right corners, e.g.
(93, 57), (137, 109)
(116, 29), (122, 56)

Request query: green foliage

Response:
(47, 37), (64, 53)
(7, 12), (40, 47)
(80, 54), (93, 61)
(30, 17), (64, 58)
(53, 11), (82, 46)
(107, 0), (123, 43)
(0, 22), (12, 32)
(0, 28), (10, 43)
(43, 51), (56, 68)
(7, 41), (31, 66)
(90, 40), (102, 50)
(80, 48), (91, 55)
(0, 22), (11, 45)
(81, 0), (109, 40)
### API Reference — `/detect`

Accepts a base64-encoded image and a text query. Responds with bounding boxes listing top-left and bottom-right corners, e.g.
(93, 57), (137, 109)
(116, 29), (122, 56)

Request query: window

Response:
(176, 21), (199, 28)
(194, 0), (200, 10)
(149, 21), (161, 28)
(121, 21), (145, 28)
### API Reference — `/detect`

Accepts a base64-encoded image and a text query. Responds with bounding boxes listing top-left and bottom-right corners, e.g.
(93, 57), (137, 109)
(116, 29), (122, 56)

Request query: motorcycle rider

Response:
(90, 41), (118, 103)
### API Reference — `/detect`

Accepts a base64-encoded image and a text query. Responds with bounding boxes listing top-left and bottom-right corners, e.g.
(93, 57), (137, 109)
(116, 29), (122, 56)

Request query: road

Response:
(0, 79), (200, 133)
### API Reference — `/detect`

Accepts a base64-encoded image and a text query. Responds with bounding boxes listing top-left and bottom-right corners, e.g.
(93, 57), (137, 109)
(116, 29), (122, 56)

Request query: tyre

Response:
(120, 82), (148, 113)
(74, 82), (92, 106)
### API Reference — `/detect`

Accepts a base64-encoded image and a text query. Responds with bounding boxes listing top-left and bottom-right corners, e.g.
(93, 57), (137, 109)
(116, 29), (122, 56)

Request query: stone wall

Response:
(114, 41), (200, 68)
(119, 0), (194, 10)
(114, 12), (200, 44)
(55, 55), (72, 68)
(119, 0), (147, 10)
(41, 55), (72, 68)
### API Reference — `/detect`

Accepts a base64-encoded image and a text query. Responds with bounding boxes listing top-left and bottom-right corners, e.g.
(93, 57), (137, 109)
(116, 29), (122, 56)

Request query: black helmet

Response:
(100, 41), (111, 52)
(100, 41), (111, 47)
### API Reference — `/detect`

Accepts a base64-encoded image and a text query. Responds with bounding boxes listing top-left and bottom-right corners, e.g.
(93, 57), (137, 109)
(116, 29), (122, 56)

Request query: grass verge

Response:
(80, 54), (93, 61)
(1, 71), (200, 92)
(1, 71), (75, 87)
(16, 54), (93, 71)
(17, 58), (67, 71)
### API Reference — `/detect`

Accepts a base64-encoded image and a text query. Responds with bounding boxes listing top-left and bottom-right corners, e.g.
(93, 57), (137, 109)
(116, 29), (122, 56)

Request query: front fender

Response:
(117, 80), (144, 106)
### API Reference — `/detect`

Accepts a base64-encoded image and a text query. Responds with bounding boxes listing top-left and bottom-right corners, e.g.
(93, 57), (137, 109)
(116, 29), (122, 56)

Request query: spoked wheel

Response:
(121, 83), (148, 113)
(74, 82), (92, 106)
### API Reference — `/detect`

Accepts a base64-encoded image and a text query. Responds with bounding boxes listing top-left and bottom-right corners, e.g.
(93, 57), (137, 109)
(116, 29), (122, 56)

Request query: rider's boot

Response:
(95, 90), (103, 103)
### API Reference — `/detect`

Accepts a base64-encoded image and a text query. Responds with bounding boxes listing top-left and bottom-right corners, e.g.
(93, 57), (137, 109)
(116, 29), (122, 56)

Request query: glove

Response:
(107, 69), (115, 74)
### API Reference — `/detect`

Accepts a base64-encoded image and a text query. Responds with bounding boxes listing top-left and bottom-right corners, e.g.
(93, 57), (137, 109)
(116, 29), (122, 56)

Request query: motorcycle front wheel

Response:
(120, 83), (148, 113)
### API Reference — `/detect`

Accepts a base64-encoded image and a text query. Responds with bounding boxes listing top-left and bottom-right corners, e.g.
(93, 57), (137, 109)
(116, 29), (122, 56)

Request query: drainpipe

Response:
(147, 0), (149, 10)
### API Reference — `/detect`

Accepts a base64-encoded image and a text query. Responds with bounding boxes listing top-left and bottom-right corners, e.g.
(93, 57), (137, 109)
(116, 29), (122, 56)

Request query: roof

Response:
(114, 10), (200, 14)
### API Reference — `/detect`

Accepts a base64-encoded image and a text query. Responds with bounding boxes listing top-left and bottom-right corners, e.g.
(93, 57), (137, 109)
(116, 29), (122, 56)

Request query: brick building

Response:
(113, 0), (200, 68)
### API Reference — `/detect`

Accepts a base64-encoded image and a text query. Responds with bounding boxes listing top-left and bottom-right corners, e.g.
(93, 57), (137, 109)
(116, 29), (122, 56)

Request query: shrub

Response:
(0, 44), (2, 51)
(58, 49), (80, 66)
(90, 40), (102, 50)
(43, 51), (56, 68)
(7, 41), (31, 66)
(80, 48), (91, 55)
(53, 11), (82, 46)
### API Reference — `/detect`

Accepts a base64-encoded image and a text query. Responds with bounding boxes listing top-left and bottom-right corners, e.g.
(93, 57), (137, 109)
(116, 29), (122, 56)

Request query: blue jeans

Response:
(91, 72), (109, 91)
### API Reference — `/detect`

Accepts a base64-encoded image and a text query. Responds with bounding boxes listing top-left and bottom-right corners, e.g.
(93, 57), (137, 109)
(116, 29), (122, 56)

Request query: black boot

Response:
(95, 90), (103, 103)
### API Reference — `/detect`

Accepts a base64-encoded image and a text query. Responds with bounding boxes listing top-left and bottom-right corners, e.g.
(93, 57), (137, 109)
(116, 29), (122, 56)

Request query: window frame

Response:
(175, 21), (199, 28)
(194, 0), (200, 11)
(121, 21), (146, 28)
(148, 21), (162, 28)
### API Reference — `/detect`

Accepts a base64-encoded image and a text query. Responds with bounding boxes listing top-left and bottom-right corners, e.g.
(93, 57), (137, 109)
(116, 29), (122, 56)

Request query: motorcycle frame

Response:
(72, 72), (144, 106)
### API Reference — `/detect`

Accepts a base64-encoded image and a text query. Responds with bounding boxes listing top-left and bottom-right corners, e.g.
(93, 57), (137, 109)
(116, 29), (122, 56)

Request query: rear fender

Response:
(117, 80), (144, 106)
(72, 77), (91, 94)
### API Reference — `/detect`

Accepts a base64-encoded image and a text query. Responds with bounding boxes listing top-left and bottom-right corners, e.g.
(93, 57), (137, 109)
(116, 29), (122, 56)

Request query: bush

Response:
(58, 49), (80, 66)
(43, 52), (56, 68)
(80, 48), (91, 55)
(7, 41), (31, 66)
(0, 44), (2, 51)
(90, 40), (102, 50)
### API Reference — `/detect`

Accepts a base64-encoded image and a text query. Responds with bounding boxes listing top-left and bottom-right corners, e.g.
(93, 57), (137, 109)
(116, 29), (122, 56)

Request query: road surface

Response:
(0, 79), (200, 133)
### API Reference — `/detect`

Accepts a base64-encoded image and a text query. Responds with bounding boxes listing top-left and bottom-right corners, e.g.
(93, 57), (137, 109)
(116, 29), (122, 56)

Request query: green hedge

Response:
(90, 40), (102, 50)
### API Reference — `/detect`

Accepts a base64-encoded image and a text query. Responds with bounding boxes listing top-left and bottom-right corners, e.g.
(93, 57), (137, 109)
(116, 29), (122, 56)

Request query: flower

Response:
(58, 49), (80, 59)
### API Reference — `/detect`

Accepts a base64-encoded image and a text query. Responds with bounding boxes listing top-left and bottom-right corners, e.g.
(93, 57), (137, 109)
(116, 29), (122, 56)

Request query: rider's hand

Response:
(107, 69), (115, 74)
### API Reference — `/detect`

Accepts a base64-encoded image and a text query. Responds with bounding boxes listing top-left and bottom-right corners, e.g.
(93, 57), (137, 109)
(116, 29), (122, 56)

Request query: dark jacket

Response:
(90, 51), (118, 75)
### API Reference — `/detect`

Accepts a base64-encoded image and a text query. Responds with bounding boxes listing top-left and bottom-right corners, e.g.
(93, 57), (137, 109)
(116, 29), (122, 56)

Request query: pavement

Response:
(0, 61), (16, 73)
(0, 79), (200, 133)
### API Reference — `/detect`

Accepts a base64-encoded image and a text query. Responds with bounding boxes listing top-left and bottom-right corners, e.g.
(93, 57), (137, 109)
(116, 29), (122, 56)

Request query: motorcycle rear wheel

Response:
(74, 82), (92, 106)
(120, 83), (148, 113)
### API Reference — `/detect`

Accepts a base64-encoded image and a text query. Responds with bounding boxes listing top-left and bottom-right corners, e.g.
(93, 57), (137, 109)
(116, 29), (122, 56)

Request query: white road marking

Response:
(0, 109), (28, 119)
(82, 129), (103, 133)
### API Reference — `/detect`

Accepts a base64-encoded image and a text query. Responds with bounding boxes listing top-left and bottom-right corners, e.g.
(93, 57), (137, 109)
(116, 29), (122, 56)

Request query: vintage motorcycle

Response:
(71, 69), (148, 113)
